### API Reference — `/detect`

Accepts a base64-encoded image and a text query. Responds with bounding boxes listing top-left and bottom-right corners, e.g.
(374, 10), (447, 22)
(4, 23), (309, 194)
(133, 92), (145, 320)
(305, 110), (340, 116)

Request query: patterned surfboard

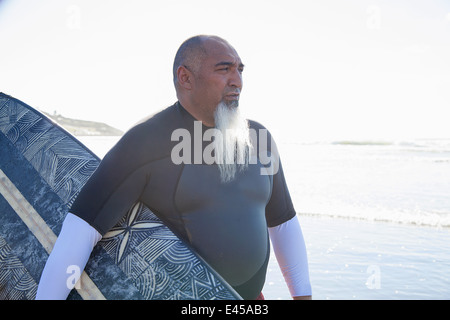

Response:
(0, 92), (241, 300)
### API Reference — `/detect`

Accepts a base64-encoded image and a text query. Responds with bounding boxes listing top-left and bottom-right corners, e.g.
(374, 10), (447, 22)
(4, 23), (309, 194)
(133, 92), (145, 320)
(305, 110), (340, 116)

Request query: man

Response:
(36, 35), (312, 300)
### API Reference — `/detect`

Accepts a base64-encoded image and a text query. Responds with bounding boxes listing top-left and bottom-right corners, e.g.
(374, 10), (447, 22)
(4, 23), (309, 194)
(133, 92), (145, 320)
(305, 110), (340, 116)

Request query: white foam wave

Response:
(299, 206), (450, 229)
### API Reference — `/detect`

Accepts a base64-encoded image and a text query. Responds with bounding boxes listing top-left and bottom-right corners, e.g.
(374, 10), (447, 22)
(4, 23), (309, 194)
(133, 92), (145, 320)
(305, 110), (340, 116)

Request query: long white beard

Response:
(213, 101), (252, 183)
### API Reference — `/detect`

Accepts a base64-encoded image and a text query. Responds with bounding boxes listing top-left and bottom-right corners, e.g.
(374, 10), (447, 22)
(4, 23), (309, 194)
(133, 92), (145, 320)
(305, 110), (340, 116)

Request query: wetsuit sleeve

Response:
(269, 216), (312, 297)
(249, 120), (296, 227)
(262, 127), (296, 227)
(70, 126), (149, 235)
(265, 157), (296, 227)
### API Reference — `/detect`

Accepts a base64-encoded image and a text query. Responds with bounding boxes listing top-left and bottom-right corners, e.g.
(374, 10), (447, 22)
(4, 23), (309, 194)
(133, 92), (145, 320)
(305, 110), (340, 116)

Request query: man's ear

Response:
(177, 65), (193, 90)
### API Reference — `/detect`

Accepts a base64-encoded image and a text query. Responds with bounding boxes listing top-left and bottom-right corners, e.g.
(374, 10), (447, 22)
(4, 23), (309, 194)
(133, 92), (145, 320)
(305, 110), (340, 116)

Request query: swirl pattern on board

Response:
(101, 202), (238, 300)
(0, 94), (98, 208)
(0, 93), (240, 300)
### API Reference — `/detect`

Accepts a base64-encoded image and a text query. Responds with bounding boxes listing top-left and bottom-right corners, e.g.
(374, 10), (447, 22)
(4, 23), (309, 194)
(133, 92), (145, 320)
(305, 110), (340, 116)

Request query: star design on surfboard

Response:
(102, 203), (162, 263)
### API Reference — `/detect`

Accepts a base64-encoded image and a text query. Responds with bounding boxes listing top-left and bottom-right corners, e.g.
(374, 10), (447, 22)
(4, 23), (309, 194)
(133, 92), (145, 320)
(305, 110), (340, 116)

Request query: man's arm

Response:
(268, 215), (312, 299)
(35, 213), (101, 300)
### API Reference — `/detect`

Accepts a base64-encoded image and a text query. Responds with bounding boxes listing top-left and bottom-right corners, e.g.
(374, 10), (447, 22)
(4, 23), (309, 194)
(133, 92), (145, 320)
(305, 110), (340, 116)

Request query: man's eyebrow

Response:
(215, 61), (245, 68)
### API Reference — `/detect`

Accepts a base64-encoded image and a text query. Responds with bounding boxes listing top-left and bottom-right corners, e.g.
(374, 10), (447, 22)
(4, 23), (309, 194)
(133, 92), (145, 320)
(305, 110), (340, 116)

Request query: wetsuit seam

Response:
(172, 162), (184, 215)
(265, 169), (273, 206)
(172, 162), (189, 241)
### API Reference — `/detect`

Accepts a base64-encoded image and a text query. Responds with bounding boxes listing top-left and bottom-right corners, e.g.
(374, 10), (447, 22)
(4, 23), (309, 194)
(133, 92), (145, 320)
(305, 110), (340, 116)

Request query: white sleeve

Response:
(268, 216), (312, 297)
(35, 213), (102, 300)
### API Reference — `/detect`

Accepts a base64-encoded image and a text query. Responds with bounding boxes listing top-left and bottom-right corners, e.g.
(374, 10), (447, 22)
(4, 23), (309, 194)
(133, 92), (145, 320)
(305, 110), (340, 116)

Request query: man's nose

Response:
(228, 69), (242, 89)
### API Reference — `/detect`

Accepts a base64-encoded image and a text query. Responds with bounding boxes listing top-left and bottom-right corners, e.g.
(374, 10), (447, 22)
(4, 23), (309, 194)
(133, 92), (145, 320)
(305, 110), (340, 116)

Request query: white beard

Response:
(213, 101), (252, 183)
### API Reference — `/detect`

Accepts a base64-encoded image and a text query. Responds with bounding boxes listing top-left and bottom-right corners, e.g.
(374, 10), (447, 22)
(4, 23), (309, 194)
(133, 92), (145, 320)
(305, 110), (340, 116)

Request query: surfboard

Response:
(0, 92), (242, 300)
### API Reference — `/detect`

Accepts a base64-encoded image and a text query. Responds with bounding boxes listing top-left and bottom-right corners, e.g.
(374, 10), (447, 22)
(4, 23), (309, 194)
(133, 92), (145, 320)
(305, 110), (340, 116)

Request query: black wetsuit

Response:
(70, 102), (296, 299)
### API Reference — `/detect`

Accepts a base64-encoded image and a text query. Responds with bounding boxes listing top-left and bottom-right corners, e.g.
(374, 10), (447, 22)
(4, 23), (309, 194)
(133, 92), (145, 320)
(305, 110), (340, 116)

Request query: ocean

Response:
(79, 136), (450, 300)
(278, 138), (450, 228)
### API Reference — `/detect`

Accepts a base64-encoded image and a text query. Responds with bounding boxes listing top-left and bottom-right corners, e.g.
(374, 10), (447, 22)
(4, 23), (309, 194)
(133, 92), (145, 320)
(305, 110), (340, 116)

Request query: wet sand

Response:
(264, 215), (450, 300)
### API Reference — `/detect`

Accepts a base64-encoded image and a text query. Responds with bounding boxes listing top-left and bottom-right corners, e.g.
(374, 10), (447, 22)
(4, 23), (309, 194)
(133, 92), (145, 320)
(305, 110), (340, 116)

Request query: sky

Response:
(1, 0), (449, 141)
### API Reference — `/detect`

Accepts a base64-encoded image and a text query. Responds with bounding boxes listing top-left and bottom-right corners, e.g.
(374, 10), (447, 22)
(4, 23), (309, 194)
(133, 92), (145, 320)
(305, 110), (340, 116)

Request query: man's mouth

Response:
(225, 94), (239, 100)
(225, 91), (241, 101)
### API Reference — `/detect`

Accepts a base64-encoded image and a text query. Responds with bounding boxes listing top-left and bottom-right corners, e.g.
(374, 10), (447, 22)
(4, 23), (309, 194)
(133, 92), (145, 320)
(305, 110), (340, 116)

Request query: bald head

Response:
(172, 35), (234, 86)
(173, 35), (243, 127)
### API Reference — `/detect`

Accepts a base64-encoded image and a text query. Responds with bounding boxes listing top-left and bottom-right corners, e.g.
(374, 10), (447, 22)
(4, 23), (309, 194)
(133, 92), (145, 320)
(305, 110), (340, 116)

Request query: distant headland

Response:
(43, 112), (124, 136)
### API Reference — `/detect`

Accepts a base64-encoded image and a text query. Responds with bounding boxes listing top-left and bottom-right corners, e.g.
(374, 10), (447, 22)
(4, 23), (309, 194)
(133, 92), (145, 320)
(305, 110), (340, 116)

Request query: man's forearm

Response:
(36, 213), (101, 300)
(268, 216), (312, 299)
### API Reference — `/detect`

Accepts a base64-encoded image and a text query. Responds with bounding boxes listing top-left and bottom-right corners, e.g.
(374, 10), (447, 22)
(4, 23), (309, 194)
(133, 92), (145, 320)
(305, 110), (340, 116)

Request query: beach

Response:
(79, 136), (450, 300)
(264, 215), (450, 300)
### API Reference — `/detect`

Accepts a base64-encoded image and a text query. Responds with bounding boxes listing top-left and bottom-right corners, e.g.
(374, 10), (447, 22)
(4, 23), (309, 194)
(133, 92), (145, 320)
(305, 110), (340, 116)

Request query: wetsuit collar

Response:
(176, 101), (214, 129)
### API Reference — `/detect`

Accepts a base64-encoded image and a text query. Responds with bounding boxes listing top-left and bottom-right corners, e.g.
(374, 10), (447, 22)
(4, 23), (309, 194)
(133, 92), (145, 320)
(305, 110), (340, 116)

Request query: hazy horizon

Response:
(1, 0), (449, 141)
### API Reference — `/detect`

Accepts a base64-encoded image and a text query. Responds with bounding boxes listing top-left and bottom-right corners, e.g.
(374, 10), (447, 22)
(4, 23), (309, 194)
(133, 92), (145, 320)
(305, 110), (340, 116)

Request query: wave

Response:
(285, 139), (450, 154)
(298, 209), (450, 229)
(332, 140), (393, 146)
(282, 138), (450, 149)
(331, 138), (450, 148)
